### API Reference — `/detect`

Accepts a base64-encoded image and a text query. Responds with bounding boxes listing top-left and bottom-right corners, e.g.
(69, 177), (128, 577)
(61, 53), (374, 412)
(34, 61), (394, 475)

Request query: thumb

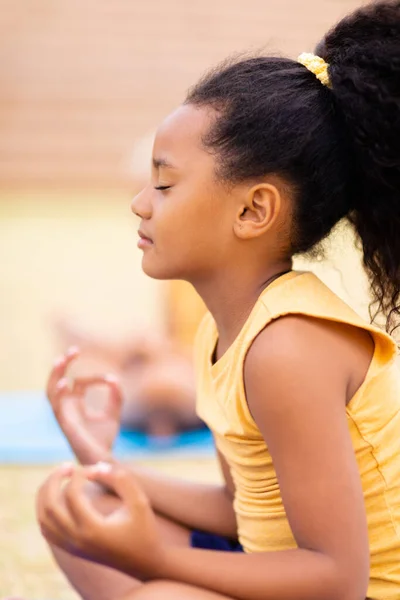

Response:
(86, 462), (148, 508)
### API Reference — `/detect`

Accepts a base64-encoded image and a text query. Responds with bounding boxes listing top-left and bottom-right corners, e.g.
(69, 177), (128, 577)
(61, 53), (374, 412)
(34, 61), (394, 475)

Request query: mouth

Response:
(137, 229), (154, 249)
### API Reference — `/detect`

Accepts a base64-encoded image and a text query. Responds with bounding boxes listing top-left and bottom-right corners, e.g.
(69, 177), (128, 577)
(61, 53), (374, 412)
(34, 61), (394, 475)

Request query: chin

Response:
(141, 256), (182, 280)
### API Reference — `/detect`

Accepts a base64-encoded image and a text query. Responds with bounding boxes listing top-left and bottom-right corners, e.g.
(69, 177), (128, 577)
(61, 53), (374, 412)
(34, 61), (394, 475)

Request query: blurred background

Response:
(0, 0), (371, 597)
(0, 0), (369, 392)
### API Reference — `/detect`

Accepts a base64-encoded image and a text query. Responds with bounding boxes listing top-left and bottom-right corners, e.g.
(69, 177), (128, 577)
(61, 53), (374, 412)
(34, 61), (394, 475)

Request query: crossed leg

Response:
(127, 581), (233, 599)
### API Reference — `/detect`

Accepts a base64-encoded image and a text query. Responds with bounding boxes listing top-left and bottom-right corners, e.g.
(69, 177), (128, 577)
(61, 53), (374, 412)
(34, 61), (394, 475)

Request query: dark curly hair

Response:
(186, 1), (400, 334)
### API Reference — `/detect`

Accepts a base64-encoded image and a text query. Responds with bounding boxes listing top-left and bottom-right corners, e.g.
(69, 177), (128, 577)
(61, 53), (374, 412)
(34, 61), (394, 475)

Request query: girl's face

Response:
(131, 104), (243, 282)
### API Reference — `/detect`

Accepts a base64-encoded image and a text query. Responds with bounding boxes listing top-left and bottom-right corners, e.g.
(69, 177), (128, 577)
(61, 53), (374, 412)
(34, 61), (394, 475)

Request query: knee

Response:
(126, 581), (182, 600)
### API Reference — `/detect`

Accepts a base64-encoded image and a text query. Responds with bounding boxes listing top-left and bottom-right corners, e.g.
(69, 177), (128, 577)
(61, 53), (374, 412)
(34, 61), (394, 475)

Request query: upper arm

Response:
(244, 315), (370, 592)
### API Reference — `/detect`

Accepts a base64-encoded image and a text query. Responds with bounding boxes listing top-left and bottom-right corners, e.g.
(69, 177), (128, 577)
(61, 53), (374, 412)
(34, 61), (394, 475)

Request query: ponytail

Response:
(318, 1), (400, 333)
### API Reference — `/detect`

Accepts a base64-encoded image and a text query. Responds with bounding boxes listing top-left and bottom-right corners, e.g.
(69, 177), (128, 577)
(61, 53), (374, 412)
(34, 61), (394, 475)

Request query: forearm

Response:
(83, 460), (237, 537)
(131, 465), (237, 537)
(73, 438), (113, 467)
(151, 547), (351, 600)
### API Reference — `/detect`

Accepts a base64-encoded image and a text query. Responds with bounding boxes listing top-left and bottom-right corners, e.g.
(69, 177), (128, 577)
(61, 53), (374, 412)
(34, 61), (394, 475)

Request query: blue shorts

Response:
(191, 530), (244, 552)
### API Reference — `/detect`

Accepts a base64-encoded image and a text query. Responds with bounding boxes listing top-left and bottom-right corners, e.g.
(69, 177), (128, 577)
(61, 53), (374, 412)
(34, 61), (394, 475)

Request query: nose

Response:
(130, 186), (152, 219)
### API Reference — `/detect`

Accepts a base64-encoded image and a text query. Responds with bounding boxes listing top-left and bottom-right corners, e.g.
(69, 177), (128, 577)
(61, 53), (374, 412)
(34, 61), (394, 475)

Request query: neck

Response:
(192, 260), (292, 357)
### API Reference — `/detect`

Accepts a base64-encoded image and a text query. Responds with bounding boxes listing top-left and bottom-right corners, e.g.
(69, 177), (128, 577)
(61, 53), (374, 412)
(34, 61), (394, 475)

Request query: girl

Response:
(37, 2), (400, 599)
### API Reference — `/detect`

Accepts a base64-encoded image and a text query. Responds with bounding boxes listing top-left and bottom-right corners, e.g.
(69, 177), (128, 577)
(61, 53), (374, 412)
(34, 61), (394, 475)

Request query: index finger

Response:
(87, 462), (148, 510)
(36, 462), (74, 526)
(46, 347), (80, 400)
(73, 375), (123, 421)
(63, 468), (103, 529)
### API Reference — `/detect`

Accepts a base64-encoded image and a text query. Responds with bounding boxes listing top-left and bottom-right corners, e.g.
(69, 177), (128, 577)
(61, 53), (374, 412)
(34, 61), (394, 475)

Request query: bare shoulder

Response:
(245, 314), (374, 404)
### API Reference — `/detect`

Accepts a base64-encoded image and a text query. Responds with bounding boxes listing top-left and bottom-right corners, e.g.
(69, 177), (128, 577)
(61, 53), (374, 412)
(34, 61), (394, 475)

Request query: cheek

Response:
(141, 224), (209, 280)
(143, 188), (228, 277)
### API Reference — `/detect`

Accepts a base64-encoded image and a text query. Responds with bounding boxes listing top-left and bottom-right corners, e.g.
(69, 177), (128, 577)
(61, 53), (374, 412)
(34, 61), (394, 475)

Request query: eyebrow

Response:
(152, 157), (177, 170)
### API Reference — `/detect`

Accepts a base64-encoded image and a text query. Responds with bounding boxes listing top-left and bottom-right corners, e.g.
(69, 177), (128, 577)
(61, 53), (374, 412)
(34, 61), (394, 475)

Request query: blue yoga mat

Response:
(0, 391), (214, 464)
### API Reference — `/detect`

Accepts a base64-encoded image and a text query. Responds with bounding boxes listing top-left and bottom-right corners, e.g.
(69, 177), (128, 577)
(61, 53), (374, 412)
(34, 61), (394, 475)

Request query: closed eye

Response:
(154, 185), (171, 191)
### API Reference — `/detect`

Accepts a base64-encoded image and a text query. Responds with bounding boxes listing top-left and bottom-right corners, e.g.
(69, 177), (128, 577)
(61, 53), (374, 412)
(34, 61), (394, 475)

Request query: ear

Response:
(233, 183), (282, 240)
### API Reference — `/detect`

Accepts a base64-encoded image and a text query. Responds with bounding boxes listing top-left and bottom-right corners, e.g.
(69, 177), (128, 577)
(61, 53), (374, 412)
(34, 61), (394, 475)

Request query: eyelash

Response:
(154, 185), (171, 191)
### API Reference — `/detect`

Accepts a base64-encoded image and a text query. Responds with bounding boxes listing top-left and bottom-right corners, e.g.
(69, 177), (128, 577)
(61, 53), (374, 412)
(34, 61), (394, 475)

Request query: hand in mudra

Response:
(37, 462), (162, 576)
(46, 348), (123, 465)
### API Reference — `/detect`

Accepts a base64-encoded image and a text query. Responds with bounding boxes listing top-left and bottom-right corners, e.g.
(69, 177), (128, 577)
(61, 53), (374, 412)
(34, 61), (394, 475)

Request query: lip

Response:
(137, 229), (154, 248)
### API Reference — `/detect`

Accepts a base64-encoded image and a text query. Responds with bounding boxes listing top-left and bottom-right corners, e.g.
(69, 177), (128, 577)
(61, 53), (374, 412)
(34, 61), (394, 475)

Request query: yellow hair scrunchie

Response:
(297, 52), (331, 88)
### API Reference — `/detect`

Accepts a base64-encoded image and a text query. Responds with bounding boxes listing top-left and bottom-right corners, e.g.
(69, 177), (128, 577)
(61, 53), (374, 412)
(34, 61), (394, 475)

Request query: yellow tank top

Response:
(195, 271), (400, 599)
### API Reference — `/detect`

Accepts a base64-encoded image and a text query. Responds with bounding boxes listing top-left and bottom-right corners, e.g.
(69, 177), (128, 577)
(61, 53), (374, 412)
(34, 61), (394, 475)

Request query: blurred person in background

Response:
(53, 280), (206, 436)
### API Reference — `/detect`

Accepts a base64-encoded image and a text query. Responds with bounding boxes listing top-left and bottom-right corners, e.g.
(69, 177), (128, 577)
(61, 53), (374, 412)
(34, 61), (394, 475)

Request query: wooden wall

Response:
(0, 0), (363, 187)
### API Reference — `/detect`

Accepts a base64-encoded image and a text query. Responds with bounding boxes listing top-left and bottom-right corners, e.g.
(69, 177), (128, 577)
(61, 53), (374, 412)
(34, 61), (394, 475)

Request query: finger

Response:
(87, 462), (148, 509)
(103, 375), (123, 420)
(46, 348), (80, 400)
(39, 520), (70, 550)
(63, 469), (103, 529)
(36, 462), (73, 521)
(49, 378), (70, 417)
(72, 375), (123, 421)
(39, 518), (81, 557)
(37, 464), (75, 535)
(37, 476), (77, 548)
(72, 375), (119, 396)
